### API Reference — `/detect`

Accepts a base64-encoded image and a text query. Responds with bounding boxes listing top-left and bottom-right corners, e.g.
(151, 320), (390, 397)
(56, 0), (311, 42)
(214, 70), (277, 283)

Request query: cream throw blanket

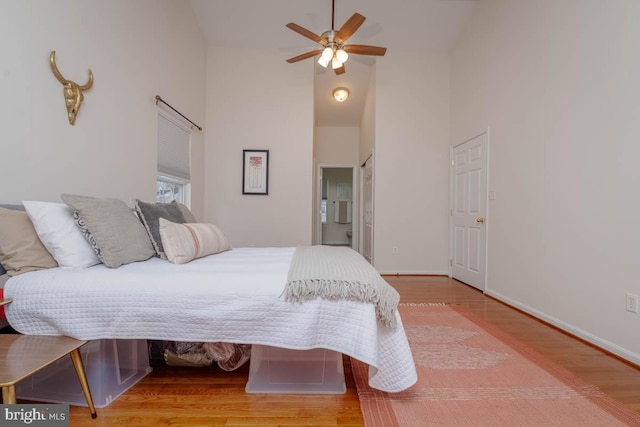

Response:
(284, 246), (400, 327)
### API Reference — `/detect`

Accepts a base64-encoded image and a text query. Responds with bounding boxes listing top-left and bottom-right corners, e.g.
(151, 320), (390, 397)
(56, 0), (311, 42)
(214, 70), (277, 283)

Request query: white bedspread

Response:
(5, 247), (417, 392)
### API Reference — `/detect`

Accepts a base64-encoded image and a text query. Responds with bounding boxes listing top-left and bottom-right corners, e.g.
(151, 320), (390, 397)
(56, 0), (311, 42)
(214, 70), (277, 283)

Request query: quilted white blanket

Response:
(5, 247), (417, 392)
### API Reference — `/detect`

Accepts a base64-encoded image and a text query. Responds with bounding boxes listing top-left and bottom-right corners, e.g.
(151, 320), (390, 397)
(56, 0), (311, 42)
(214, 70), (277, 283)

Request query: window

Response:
(321, 199), (328, 223)
(157, 113), (191, 205)
(157, 176), (187, 204)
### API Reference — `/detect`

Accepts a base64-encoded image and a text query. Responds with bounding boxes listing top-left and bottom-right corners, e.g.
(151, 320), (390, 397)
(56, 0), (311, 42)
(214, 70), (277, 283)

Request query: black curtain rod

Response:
(155, 95), (202, 131)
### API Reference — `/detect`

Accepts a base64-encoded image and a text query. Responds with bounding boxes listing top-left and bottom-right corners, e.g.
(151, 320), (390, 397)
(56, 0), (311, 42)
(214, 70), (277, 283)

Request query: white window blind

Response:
(158, 114), (191, 180)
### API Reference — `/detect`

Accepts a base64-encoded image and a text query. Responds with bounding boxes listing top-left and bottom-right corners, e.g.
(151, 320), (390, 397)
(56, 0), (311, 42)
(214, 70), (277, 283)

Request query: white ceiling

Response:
(189, 0), (478, 126)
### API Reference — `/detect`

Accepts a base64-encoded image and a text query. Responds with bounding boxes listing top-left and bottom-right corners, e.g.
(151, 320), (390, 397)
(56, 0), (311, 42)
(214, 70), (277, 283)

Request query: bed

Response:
(0, 198), (417, 393)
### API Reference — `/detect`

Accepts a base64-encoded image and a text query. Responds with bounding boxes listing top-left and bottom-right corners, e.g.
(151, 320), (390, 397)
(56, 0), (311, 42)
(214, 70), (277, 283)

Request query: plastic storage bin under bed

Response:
(16, 339), (152, 408)
(245, 345), (346, 394)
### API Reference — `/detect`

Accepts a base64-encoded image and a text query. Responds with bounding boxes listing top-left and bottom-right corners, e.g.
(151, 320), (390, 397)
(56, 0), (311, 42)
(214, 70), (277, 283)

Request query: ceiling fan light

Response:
(333, 87), (350, 102)
(321, 47), (334, 61)
(336, 49), (348, 63)
(331, 56), (342, 69)
(317, 55), (331, 68)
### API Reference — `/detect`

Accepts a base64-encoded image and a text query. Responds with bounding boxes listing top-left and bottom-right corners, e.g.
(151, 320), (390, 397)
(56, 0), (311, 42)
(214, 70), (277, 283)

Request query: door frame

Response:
(360, 153), (374, 263)
(316, 164), (358, 250)
(449, 129), (490, 291)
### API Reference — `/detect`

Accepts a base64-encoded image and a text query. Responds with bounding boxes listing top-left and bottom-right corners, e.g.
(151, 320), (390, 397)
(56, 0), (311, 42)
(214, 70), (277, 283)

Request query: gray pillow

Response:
(61, 194), (156, 268)
(177, 203), (197, 223)
(134, 200), (186, 260)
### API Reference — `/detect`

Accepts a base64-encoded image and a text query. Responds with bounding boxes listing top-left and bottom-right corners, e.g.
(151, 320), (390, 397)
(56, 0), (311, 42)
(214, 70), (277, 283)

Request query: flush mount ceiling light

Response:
(333, 87), (350, 102)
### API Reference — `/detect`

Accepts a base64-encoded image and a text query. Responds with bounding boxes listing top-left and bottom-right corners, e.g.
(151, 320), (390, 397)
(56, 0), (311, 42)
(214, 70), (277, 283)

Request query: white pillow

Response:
(159, 218), (231, 264)
(22, 200), (101, 270)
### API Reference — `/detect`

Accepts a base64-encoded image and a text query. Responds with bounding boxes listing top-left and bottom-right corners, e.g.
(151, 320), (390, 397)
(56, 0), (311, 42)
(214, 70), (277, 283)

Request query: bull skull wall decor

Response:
(49, 51), (93, 125)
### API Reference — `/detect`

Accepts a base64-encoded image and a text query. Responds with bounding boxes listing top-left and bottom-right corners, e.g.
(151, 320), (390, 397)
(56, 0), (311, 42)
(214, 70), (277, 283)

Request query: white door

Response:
(451, 133), (488, 290)
(361, 156), (374, 264)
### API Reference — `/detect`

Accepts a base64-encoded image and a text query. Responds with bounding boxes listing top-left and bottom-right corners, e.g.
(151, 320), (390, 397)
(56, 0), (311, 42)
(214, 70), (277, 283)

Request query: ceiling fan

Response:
(285, 0), (387, 75)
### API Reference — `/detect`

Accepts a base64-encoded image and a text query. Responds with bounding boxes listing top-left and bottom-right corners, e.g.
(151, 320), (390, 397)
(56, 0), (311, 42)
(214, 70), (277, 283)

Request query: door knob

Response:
(476, 217), (485, 223)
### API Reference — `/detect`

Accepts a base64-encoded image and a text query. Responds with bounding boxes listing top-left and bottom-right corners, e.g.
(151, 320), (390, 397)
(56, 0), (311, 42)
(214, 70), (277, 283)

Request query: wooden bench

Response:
(0, 298), (97, 418)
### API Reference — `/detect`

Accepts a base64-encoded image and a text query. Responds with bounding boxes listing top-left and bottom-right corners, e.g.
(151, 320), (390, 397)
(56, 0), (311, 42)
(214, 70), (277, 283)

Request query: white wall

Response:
(374, 52), (451, 274)
(0, 1), (207, 217)
(314, 126), (360, 164)
(359, 68), (376, 165)
(204, 47), (314, 247)
(451, 0), (640, 362)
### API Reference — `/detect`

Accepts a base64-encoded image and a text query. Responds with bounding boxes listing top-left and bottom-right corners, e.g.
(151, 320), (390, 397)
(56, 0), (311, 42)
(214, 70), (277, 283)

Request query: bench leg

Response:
(2, 385), (16, 404)
(69, 349), (97, 418)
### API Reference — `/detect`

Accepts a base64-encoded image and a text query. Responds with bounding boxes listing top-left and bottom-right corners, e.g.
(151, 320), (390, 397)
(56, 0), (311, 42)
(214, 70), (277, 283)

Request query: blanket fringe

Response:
(399, 302), (448, 306)
(284, 279), (397, 328)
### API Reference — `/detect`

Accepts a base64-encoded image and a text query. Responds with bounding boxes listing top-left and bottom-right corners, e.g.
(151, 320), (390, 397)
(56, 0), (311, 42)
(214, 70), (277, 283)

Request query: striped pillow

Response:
(158, 218), (231, 264)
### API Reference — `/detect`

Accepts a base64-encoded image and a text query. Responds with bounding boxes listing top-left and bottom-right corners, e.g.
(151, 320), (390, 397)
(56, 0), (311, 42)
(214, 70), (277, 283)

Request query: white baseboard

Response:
(322, 241), (350, 246)
(485, 289), (640, 366)
(377, 270), (449, 276)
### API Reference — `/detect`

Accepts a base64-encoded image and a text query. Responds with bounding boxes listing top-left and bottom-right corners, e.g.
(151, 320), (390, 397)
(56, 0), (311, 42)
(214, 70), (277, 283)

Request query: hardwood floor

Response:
(27, 277), (640, 425)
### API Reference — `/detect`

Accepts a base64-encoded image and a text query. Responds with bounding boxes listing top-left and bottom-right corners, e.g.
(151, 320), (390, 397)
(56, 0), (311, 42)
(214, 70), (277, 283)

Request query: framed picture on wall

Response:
(242, 149), (269, 195)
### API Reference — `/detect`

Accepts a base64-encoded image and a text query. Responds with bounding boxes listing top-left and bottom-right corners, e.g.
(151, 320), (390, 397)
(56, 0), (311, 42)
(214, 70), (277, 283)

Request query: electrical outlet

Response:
(626, 293), (639, 314)
(391, 246), (398, 254)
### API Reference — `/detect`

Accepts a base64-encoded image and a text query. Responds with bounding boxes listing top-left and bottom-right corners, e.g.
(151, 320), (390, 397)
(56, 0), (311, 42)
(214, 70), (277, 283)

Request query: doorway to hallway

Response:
(317, 166), (356, 249)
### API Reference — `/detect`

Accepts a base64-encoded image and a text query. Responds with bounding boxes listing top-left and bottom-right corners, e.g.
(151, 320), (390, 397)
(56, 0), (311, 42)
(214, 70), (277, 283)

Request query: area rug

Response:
(352, 304), (640, 426)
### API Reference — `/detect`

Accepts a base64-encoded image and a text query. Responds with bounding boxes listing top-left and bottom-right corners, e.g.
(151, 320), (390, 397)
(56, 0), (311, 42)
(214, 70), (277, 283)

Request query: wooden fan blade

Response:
(335, 13), (366, 45)
(285, 23), (328, 46)
(334, 64), (345, 75)
(343, 44), (387, 56)
(286, 50), (322, 63)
